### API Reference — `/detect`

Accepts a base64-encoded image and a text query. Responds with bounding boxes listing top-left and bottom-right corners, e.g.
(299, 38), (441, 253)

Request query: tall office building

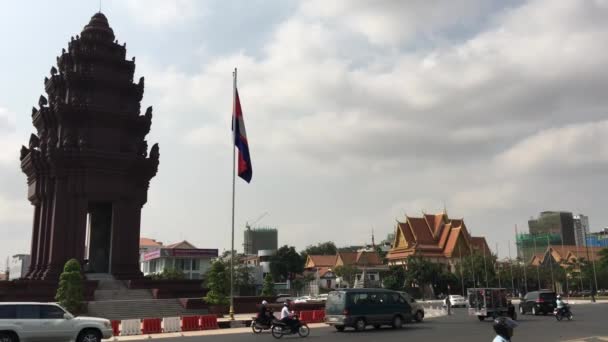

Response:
(528, 211), (576, 244)
(573, 214), (590, 246)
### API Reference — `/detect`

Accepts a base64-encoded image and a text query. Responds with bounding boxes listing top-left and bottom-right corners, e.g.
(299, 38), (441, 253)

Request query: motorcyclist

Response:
(258, 300), (271, 324)
(492, 317), (518, 342)
(280, 301), (296, 332)
(556, 295), (568, 316)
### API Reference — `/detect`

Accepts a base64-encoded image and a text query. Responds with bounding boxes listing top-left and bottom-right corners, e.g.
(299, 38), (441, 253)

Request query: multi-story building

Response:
(140, 240), (218, 279)
(9, 254), (31, 280)
(586, 228), (608, 248)
(243, 226), (278, 255)
(573, 214), (590, 246)
(528, 211), (576, 244)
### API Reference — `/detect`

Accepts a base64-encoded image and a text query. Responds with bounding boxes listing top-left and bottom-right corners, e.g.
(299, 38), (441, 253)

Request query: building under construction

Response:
(243, 226), (278, 255)
(516, 232), (562, 261)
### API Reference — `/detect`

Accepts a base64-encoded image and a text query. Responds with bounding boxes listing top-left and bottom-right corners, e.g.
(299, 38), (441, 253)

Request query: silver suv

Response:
(0, 302), (113, 342)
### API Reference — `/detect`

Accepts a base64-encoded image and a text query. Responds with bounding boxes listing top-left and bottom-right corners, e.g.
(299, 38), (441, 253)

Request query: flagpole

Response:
(229, 67), (237, 320)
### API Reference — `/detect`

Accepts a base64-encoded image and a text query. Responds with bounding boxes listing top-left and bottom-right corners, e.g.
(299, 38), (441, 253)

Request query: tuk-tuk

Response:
(467, 288), (516, 321)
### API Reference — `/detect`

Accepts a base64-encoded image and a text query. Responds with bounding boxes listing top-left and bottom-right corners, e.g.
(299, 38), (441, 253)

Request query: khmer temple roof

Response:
(387, 212), (490, 263)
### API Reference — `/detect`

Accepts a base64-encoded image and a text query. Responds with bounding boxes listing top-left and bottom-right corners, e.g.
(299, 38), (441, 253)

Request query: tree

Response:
(599, 248), (608, 270)
(334, 265), (359, 288)
(148, 268), (186, 280)
(270, 245), (304, 282)
(301, 242), (338, 261)
(235, 264), (256, 295)
(204, 260), (229, 305)
(261, 273), (275, 296)
(382, 265), (406, 291)
(55, 259), (84, 314)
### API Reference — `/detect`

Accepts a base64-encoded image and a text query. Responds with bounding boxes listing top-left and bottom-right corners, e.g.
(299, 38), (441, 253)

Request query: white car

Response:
(0, 302), (113, 342)
(446, 295), (468, 308)
(293, 296), (313, 303)
(399, 292), (425, 322)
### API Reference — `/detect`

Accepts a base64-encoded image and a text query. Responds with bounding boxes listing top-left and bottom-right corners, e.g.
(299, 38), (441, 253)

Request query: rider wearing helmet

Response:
(259, 300), (270, 324)
(493, 317), (518, 342)
(280, 301), (295, 331)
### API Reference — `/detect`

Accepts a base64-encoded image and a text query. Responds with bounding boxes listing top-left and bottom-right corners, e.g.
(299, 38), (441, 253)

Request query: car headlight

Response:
(104, 321), (112, 329)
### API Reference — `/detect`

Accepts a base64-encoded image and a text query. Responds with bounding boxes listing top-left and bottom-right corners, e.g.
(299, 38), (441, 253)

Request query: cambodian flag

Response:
(233, 89), (252, 183)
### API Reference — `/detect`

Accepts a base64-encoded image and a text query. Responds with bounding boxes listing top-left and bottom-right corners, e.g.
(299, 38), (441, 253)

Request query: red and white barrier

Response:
(163, 317), (181, 333)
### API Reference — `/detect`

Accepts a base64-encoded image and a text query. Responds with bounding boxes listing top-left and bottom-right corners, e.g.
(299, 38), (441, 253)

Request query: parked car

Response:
(0, 302), (113, 342)
(518, 290), (556, 315)
(445, 295), (467, 308)
(325, 288), (413, 332)
(398, 292), (425, 322)
(293, 296), (313, 304)
(316, 294), (329, 302)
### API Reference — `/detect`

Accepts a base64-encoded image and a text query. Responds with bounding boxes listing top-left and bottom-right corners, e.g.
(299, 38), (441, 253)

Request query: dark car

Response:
(324, 288), (413, 332)
(519, 290), (556, 315)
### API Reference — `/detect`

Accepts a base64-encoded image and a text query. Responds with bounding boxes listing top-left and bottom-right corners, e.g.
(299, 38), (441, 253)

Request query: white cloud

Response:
(123, 0), (207, 28)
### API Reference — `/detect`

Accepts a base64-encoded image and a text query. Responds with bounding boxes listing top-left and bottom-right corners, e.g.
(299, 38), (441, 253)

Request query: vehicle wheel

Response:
(556, 313), (562, 321)
(373, 324), (381, 329)
(355, 318), (366, 331)
(298, 324), (310, 337)
(335, 326), (345, 332)
(478, 315), (486, 321)
(415, 310), (424, 323)
(568, 313), (573, 321)
(0, 332), (15, 342)
(392, 315), (403, 329)
(543, 311), (548, 316)
(532, 307), (537, 316)
(519, 306), (525, 315)
(271, 325), (284, 339)
(252, 323), (263, 334)
(78, 329), (101, 342)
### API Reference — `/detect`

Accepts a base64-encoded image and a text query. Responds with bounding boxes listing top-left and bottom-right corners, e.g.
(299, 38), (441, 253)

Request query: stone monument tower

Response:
(19, 13), (159, 281)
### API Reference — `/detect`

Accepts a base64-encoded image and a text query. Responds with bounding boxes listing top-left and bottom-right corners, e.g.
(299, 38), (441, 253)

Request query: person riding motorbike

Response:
(258, 300), (272, 325)
(492, 317), (518, 342)
(556, 295), (569, 317)
(280, 301), (296, 332)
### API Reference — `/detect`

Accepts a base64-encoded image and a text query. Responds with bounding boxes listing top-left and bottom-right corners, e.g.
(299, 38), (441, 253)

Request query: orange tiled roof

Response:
(387, 212), (490, 263)
(307, 255), (337, 268)
(140, 237), (162, 247)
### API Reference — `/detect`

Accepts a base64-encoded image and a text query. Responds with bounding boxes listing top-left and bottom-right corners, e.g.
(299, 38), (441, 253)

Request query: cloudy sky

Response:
(1, 0), (607, 261)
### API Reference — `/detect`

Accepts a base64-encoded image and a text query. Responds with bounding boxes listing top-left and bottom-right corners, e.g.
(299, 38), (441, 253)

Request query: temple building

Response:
(387, 212), (491, 272)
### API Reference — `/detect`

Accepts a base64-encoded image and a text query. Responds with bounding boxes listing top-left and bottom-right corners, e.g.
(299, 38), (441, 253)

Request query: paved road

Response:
(145, 304), (608, 342)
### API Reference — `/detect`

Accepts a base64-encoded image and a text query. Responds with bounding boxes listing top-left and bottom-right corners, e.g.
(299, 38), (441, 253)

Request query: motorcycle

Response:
(553, 305), (573, 321)
(251, 312), (274, 334)
(271, 316), (310, 339)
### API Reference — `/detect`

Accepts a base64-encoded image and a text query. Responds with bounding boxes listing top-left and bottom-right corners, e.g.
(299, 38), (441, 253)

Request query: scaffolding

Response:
(515, 232), (562, 261)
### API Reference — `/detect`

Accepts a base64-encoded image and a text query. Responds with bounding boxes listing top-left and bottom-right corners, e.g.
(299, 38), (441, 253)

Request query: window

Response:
(352, 293), (368, 304)
(16, 305), (40, 319)
(40, 305), (65, 319)
(369, 274), (376, 281)
(0, 305), (17, 319)
(192, 259), (200, 271)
